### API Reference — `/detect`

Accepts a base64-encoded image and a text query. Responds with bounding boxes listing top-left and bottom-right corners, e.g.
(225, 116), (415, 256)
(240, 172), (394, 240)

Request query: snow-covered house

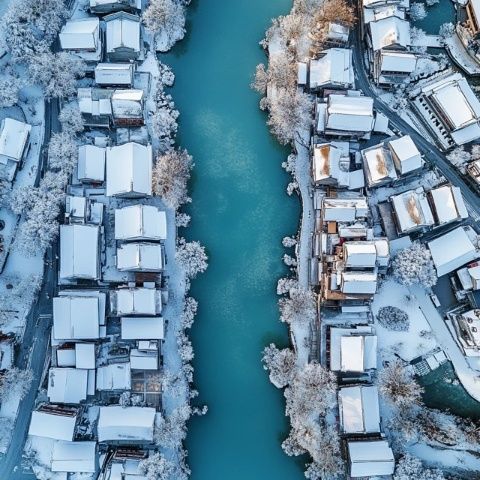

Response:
(323, 197), (370, 222)
(110, 287), (162, 316)
(104, 11), (141, 62)
(361, 142), (398, 187)
(130, 347), (158, 370)
(59, 224), (101, 281)
(78, 88), (113, 128)
(115, 205), (167, 241)
(390, 187), (435, 234)
(308, 48), (354, 92)
(429, 184), (468, 226)
(97, 406), (156, 443)
(59, 18), (102, 66)
(0, 118), (31, 181)
(57, 343), (96, 369)
(106, 142), (152, 198)
(340, 271), (378, 295)
(388, 135), (423, 175)
(29, 408), (79, 441)
(325, 22), (350, 46)
(96, 363), (131, 391)
(451, 308), (480, 356)
(47, 368), (88, 404)
(121, 316), (165, 340)
(428, 226), (479, 277)
(457, 264), (480, 290)
(111, 89), (145, 126)
(412, 72), (480, 149)
(51, 441), (96, 474)
(347, 440), (395, 478)
(90, 0), (142, 14)
(338, 385), (381, 434)
(95, 63), (135, 87)
(77, 145), (106, 184)
(343, 242), (378, 268)
(116, 243), (164, 272)
(316, 93), (375, 138)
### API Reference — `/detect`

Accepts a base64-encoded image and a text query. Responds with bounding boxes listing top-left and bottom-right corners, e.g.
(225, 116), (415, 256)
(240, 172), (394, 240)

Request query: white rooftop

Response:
(130, 349), (158, 370)
(369, 15), (410, 50)
(53, 296), (100, 341)
(341, 271), (378, 294)
(430, 185), (468, 225)
(117, 243), (163, 272)
(391, 188), (435, 233)
(59, 18), (99, 51)
(97, 363), (131, 391)
(115, 205), (167, 241)
(51, 441), (96, 473)
(0, 118), (31, 164)
(95, 63), (134, 86)
(338, 385), (381, 434)
(388, 135), (422, 174)
(48, 368), (88, 404)
(75, 343), (96, 370)
(77, 145), (105, 182)
(105, 12), (141, 53)
(330, 327), (377, 372)
(121, 316), (165, 340)
(380, 50), (416, 73)
(326, 95), (374, 133)
(309, 49), (354, 90)
(323, 197), (369, 222)
(112, 288), (160, 316)
(362, 144), (397, 185)
(348, 440), (395, 477)
(344, 242), (377, 267)
(29, 411), (77, 441)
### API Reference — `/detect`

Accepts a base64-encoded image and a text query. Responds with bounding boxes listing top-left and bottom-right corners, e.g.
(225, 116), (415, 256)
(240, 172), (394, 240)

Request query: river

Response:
(162, 1), (304, 479)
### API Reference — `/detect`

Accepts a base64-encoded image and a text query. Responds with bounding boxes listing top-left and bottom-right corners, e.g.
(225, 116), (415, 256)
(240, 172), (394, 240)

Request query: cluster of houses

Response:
(26, 1), (165, 478)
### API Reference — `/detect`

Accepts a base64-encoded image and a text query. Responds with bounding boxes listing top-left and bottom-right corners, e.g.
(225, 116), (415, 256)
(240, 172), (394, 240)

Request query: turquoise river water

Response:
(163, 1), (304, 478)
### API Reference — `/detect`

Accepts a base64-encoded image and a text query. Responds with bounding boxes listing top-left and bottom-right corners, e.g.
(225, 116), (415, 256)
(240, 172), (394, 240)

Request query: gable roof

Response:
(48, 368), (88, 404)
(98, 406), (156, 442)
(121, 316), (165, 340)
(53, 296), (100, 341)
(105, 11), (141, 53)
(51, 441), (96, 473)
(0, 118), (31, 164)
(29, 411), (77, 441)
(78, 145), (106, 182)
(115, 205), (167, 241)
(116, 243), (164, 271)
(59, 18), (99, 50)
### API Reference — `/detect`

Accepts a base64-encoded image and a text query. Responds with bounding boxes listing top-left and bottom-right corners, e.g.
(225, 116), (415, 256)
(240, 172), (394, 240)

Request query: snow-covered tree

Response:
(0, 74), (23, 108)
(0, 367), (33, 402)
(177, 330), (194, 362)
(279, 287), (316, 326)
(439, 22), (455, 39)
(262, 344), (296, 388)
(139, 452), (175, 480)
(159, 62), (175, 87)
(48, 132), (78, 174)
(151, 89), (179, 152)
(377, 306), (409, 332)
(176, 238), (208, 279)
(176, 212), (191, 228)
(410, 3), (427, 20)
(0, 416), (13, 451)
(28, 52), (86, 99)
(392, 242), (437, 288)
(59, 103), (84, 135)
(277, 277), (298, 295)
(446, 146), (471, 171)
(411, 27), (428, 53)
(282, 236), (297, 248)
(394, 454), (446, 480)
(181, 296), (198, 329)
(152, 149), (192, 209)
(426, 0), (439, 6)
(154, 405), (191, 448)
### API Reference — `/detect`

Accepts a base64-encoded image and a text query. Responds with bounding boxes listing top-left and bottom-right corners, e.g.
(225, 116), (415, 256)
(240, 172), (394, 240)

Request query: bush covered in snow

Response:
(176, 238), (208, 279)
(139, 452), (175, 480)
(262, 344), (296, 388)
(394, 454), (445, 480)
(282, 236), (297, 248)
(377, 306), (410, 331)
(410, 3), (427, 21)
(279, 287), (316, 326)
(154, 404), (191, 448)
(59, 103), (84, 135)
(392, 242), (437, 288)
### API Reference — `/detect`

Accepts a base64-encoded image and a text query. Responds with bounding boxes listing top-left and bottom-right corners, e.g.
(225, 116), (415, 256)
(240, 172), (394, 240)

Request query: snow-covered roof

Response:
(90, 0), (141, 7)
(470, 0), (480, 25)
(76, 343), (96, 370)
(341, 271), (378, 294)
(97, 406), (156, 443)
(105, 12), (141, 53)
(51, 441), (96, 473)
(428, 227), (479, 277)
(348, 440), (395, 477)
(391, 188), (435, 233)
(115, 205), (167, 241)
(344, 242), (377, 267)
(78, 88), (113, 117)
(380, 50), (416, 73)
(95, 63), (134, 86)
(388, 135), (422, 174)
(330, 327), (377, 372)
(53, 296), (100, 341)
(116, 243), (163, 272)
(327, 22), (350, 42)
(59, 290), (106, 326)
(323, 197), (369, 222)
(362, 143), (398, 186)
(338, 385), (381, 434)
(78, 145), (105, 182)
(369, 15), (410, 50)
(0, 118), (31, 164)
(106, 142), (152, 197)
(130, 349), (158, 370)
(326, 95), (374, 133)
(59, 224), (100, 280)
(375, 238), (390, 267)
(96, 363), (131, 391)
(309, 49), (354, 90)
(59, 18), (99, 51)
(121, 316), (165, 340)
(57, 348), (76, 367)
(430, 185), (468, 225)
(112, 288), (160, 316)
(48, 368), (88, 404)
(312, 143), (349, 186)
(111, 89), (144, 119)
(29, 411), (77, 441)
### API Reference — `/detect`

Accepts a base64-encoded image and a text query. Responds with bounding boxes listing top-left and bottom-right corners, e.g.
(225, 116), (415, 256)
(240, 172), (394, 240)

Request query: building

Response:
(338, 385), (381, 435)
(467, 159), (480, 185)
(59, 18), (102, 65)
(323, 197), (370, 222)
(106, 142), (152, 198)
(29, 407), (79, 441)
(57, 343), (96, 369)
(89, 0), (142, 14)
(412, 72), (480, 149)
(340, 271), (378, 295)
(451, 308), (480, 356)
(388, 135), (423, 175)
(78, 88), (113, 128)
(428, 226), (479, 277)
(308, 48), (354, 91)
(95, 63), (135, 87)
(104, 12), (141, 62)
(130, 346), (159, 370)
(361, 142), (398, 187)
(77, 145), (106, 183)
(347, 440), (395, 477)
(429, 184), (468, 226)
(457, 264), (480, 290)
(325, 22), (350, 46)
(47, 368), (88, 404)
(343, 242), (378, 268)
(116, 243), (164, 272)
(121, 316), (165, 340)
(51, 441), (96, 474)
(96, 363), (131, 391)
(59, 224), (100, 281)
(115, 205), (167, 241)
(97, 406), (156, 443)
(0, 118), (31, 181)
(110, 287), (162, 316)
(111, 89), (145, 126)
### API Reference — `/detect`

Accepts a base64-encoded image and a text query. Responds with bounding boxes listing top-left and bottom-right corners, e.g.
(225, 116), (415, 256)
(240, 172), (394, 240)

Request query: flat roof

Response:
(121, 316), (165, 340)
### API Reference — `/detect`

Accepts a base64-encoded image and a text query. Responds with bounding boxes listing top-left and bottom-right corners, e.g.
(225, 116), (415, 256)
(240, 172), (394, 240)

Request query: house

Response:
(116, 243), (164, 272)
(467, 159), (480, 185)
(0, 118), (31, 181)
(329, 326), (377, 373)
(60, 224), (100, 281)
(130, 348), (158, 370)
(340, 271), (378, 295)
(77, 145), (106, 183)
(323, 197), (369, 222)
(412, 72), (480, 149)
(388, 135), (423, 175)
(51, 441), (96, 474)
(95, 63), (135, 87)
(29, 408), (79, 441)
(428, 226), (479, 277)
(47, 368), (88, 404)
(457, 264), (480, 290)
(347, 440), (395, 477)
(121, 316), (165, 340)
(115, 205), (167, 241)
(374, 238), (390, 268)
(361, 142), (398, 187)
(106, 142), (152, 198)
(343, 242), (378, 268)
(96, 363), (131, 391)
(316, 93), (375, 138)
(429, 184), (468, 226)
(89, 0), (142, 14)
(308, 48), (354, 91)
(338, 385), (381, 434)
(104, 12), (141, 62)
(390, 187), (435, 234)
(325, 22), (350, 46)
(78, 88), (113, 128)
(111, 89), (145, 126)
(451, 308), (480, 356)
(110, 287), (162, 316)
(59, 18), (102, 66)
(74, 343), (96, 369)
(97, 406), (156, 443)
